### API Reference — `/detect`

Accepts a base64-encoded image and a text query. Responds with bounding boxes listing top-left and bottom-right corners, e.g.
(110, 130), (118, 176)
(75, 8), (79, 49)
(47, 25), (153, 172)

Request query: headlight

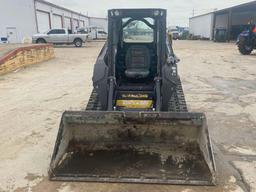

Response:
(153, 10), (160, 16)
(114, 10), (120, 16)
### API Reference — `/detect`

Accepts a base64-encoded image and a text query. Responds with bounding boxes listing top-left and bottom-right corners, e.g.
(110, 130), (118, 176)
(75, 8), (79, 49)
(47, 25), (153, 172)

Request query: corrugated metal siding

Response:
(0, 0), (37, 43)
(0, 0), (106, 43)
(189, 13), (214, 40)
(215, 14), (228, 29)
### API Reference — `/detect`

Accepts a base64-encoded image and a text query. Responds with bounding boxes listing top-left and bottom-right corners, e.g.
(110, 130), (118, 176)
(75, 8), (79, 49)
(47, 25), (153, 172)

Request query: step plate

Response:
(116, 100), (153, 109)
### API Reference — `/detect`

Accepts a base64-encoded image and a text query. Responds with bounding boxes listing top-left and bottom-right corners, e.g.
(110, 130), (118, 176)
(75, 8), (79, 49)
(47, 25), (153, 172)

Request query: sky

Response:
(48, 0), (253, 26)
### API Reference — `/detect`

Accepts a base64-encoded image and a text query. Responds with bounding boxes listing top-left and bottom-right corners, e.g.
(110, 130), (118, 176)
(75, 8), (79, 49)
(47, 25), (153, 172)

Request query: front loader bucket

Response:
(49, 111), (216, 185)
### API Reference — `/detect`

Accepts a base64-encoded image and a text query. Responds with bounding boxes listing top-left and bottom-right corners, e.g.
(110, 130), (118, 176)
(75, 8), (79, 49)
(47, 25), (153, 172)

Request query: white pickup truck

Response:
(77, 27), (108, 40)
(32, 28), (88, 47)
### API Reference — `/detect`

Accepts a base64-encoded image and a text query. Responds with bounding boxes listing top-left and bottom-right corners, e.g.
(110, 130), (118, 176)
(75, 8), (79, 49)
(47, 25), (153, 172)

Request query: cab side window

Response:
(48, 29), (65, 35)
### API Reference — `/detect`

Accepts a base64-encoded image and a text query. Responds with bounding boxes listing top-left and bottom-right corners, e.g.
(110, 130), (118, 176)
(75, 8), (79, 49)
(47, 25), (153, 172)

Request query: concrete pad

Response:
(0, 41), (256, 191)
(224, 145), (256, 156)
(233, 161), (256, 191)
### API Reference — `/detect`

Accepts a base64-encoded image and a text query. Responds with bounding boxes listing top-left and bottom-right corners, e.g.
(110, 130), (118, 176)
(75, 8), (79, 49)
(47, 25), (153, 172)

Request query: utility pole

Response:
(192, 8), (195, 17)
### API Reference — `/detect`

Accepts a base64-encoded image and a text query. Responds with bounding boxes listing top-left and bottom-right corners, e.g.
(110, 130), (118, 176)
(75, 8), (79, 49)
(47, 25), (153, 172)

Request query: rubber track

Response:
(86, 77), (188, 112)
(167, 77), (188, 112)
(86, 89), (102, 110)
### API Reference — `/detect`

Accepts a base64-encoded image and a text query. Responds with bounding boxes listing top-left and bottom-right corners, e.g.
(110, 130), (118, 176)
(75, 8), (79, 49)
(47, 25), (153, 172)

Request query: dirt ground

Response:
(0, 41), (255, 192)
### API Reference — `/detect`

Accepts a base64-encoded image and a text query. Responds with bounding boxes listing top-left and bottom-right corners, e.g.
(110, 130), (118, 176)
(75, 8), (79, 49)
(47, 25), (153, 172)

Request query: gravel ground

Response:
(0, 41), (255, 192)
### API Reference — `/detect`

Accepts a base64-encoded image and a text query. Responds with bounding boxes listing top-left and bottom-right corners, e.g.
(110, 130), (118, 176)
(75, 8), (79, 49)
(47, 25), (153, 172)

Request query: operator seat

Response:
(125, 45), (150, 79)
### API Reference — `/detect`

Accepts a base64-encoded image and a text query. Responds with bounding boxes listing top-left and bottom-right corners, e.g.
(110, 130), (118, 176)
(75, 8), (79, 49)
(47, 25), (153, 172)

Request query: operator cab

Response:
(116, 17), (157, 87)
(111, 12), (161, 110)
(93, 9), (172, 111)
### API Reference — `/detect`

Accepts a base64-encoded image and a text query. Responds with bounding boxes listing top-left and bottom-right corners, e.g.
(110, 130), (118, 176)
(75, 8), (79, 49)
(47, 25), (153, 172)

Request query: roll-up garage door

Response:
(53, 14), (63, 29)
(79, 20), (85, 27)
(36, 10), (50, 33)
(64, 17), (72, 30)
(73, 19), (79, 31)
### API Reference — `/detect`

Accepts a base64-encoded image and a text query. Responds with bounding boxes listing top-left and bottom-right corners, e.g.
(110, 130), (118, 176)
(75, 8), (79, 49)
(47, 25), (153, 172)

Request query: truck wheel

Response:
(74, 39), (83, 47)
(36, 38), (46, 44)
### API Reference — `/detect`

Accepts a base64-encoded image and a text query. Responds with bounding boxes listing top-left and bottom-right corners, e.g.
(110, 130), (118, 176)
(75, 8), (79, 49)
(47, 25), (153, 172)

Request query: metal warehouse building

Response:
(189, 0), (256, 41)
(0, 0), (107, 43)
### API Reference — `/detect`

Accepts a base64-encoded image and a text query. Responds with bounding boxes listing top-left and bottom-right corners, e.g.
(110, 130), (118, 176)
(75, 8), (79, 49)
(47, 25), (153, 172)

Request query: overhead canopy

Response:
(213, 0), (256, 40)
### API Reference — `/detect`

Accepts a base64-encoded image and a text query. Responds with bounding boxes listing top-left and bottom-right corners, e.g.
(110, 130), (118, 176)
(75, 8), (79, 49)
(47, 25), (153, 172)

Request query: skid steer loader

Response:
(49, 9), (216, 185)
